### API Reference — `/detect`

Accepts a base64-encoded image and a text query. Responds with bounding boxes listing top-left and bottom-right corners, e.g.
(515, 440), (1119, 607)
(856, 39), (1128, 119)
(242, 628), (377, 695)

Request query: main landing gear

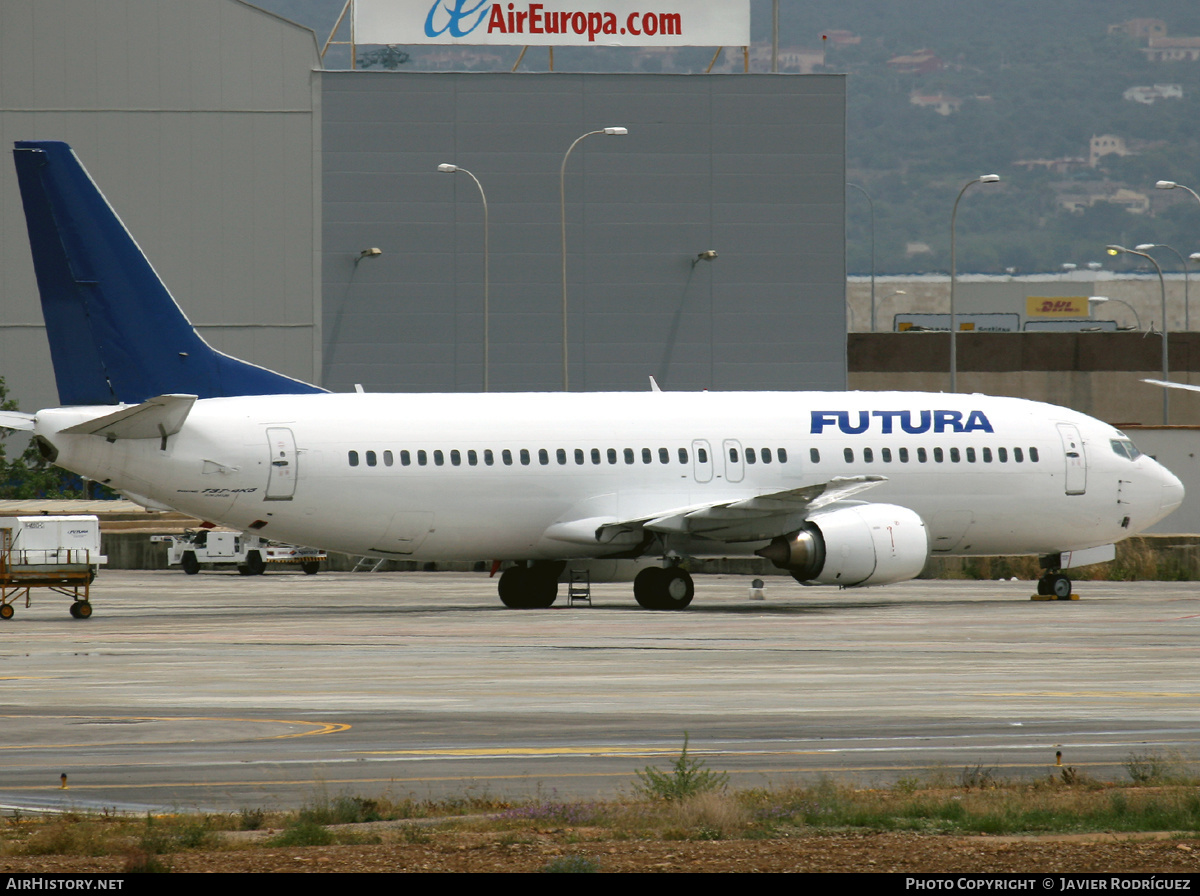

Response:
(497, 561), (564, 609)
(633, 566), (694, 610)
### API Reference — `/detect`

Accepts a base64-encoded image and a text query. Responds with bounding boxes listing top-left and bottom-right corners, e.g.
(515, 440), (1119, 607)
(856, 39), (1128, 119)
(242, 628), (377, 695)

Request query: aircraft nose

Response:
(1159, 465), (1185, 515)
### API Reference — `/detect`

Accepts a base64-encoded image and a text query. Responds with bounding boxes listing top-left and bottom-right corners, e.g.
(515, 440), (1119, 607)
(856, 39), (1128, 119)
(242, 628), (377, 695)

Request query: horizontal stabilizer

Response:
(61, 394), (196, 441)
(0, 411), (35, 431)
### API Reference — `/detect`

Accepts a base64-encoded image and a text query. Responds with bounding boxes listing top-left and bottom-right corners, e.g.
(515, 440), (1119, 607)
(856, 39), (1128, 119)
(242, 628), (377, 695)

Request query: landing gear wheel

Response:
(0, 604), (13, 620)
(245, 552), (265, 576)
(69, 601), (93, 619)
(634, 566), (694, 610)
(659, 568), (695, 610)
(301, 561), (320, 575)
(498, 566), (530, 607)
(497, 566), (559, 609)
(181, 552), (200, 575)
(634, 567), (666, 609)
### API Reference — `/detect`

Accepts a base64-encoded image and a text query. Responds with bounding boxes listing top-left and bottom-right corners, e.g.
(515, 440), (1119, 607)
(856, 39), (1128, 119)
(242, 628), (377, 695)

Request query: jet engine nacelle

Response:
(756, 503), (929, 587)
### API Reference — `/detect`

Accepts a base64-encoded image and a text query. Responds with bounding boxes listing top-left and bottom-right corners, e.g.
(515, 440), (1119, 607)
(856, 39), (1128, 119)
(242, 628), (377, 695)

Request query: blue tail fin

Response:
(12, 141), (325, 405)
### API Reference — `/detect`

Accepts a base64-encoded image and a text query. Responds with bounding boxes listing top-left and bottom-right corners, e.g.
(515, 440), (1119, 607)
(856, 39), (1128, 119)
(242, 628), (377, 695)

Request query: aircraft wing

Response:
(543, 476), (887, 547)
(1143, 378), (1200, 394)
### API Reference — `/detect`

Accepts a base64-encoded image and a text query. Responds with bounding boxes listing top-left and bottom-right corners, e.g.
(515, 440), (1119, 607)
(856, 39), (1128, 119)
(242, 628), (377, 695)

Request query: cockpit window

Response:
(1110, 438), (1142, 460)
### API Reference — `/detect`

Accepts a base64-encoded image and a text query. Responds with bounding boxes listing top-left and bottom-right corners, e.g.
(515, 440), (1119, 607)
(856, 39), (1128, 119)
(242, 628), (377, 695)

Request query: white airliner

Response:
(0, 141), (1185, 610)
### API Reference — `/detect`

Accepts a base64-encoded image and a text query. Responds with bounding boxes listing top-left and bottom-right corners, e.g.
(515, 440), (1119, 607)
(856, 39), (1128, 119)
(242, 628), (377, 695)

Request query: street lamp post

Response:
(1156, 180), (1200, 204)
(1135, 243), (1191, 331)
(438, 163), (490, 391)
(847, 183), (876, 331)
(950, 174), (1000, 392)
(1087, 295), (1141, 330)
(560, 126), (627, 391)
(1108, 245), (1169, 423)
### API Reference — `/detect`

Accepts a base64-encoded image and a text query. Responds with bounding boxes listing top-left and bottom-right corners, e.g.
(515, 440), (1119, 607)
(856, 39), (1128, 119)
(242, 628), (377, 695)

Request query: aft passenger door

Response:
(265, 427), (298, 501)
(723, 439), (744, 483)
(1057, 423), (1086, 496)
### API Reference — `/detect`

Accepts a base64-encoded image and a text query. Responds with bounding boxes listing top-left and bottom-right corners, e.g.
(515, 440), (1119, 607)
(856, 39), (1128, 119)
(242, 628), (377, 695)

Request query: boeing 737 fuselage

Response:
(0, 141), (1185, 612)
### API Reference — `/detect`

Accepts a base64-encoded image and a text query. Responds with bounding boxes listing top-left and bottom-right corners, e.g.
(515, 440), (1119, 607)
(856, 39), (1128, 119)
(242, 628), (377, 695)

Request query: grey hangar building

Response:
(0, 0), (847, 416)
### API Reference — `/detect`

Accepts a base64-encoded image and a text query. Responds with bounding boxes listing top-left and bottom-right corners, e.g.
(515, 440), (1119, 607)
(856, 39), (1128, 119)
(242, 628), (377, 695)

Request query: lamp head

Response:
(437, 163), (458, 173)
(603, 127), (628, 136)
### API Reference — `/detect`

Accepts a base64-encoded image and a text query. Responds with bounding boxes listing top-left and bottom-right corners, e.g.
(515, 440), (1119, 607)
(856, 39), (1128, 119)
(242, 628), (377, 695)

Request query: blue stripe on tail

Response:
(13, 141), (325, 405)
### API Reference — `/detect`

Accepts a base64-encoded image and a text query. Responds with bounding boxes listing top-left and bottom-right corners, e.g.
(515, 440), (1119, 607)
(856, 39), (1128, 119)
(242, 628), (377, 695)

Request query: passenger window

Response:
(483, 449), (493, 466)
(881, 448), (892, 462)
(520, 449), (530, 465)
(746, 447), (757, 464)
(998, 447), (1007, 462)
(965, 447), (975, 463)
(384, 450), (394, 467)
(591, 448), (601, 465)
(933, 447), (943, 462)
(348, 450), (359, 467)
(556, 448), (567, 465)
(401, 450), (411, 466)
(450, 449), (461, 466)
(502, 449), (513, 466)
(366, 450), (377, 467)
(1014, 447), (1024, 462)
(467, 449), (477, 466)
(539, 449), (549, 465)
(1030, 447), (1040, 462)
(899, 447), (909, 462)
(917, 447), (927, 463)
(982, 447), (992, 463)
(698, 447), (708, 463)
(678, 447), (688, 464)
(729, 447), (739, 463)
(575, 449), (585, 465)
(761, 448), (772, 464)
(950, 447), (960, 463)
(863, 447), (873, 463)
(810, 448), (820, 463)
(434, 450), (445, 466)
(608, 448), (617, 464)
(778, 448), (787, 463)
(659, 447), (669, 464)
(624, 448), (635, 464)
(642, 447), (652, 464)
(418, 450), (428, 466)
(844, 447), (854, 462)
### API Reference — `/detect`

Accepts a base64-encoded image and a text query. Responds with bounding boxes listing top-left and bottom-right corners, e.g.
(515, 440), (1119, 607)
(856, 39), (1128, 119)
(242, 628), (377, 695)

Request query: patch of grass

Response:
(634, 733), (729, 801)
(541, 853), (601, 873)
(18, 818), (117, 857)
(267, 818), (334, 848)
(1125, 751), (1172, 784)
(122, 849), (172, 873)
(238, 807), (265, 831)
(959, 764), (999, 790)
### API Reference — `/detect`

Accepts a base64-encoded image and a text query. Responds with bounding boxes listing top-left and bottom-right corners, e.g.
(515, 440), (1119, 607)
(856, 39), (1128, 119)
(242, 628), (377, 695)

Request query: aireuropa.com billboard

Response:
(353, 0), (750, 47)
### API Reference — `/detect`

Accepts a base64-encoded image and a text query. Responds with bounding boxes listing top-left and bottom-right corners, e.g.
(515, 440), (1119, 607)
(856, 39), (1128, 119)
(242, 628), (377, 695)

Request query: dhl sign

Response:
(1026, 296), (1089, 318)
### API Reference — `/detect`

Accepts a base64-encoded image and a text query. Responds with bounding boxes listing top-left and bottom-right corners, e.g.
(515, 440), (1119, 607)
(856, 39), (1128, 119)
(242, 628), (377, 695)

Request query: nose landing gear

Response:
(1035, 571), (1075, 601)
